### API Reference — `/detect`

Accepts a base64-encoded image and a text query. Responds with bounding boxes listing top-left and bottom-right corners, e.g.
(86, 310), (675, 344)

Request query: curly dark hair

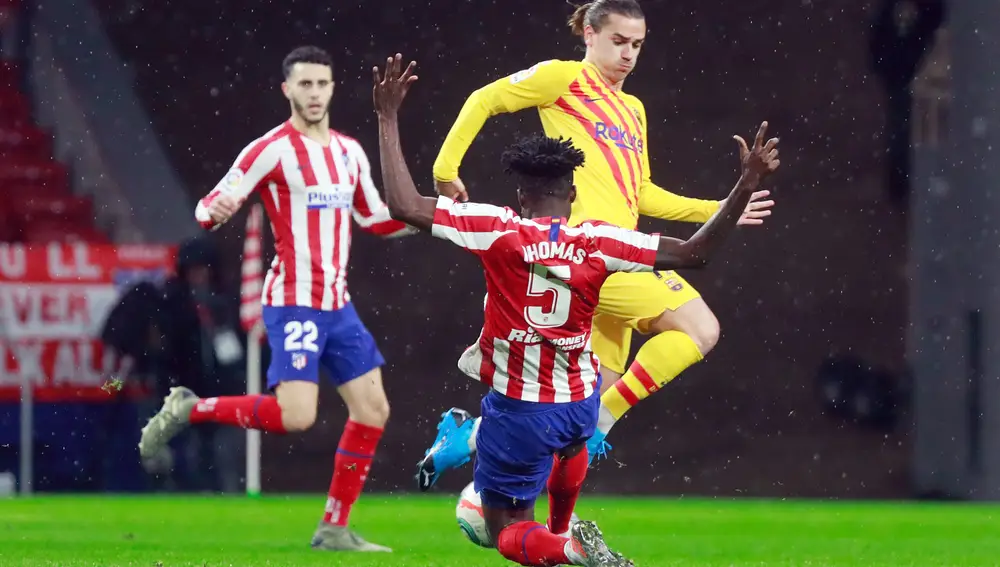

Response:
(500, 134), (586, 197)
(282, 46), (333, 79)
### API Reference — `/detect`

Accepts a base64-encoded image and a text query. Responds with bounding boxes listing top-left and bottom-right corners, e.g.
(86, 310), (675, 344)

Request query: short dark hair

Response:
(501, 134), (586, 198)
(567, 0), (645, 37)
(282, 46), (334, 79)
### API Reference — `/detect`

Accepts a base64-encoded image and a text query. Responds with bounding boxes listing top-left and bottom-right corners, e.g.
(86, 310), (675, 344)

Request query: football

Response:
(455, 481), (492, 548)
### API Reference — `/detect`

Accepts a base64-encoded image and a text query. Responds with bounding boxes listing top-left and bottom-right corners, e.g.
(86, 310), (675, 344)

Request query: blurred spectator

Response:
(102, 236), (247, 493)
(869, 0), (945, 205)
(160, 236), (247, 493)
(0, 0), (17, 60)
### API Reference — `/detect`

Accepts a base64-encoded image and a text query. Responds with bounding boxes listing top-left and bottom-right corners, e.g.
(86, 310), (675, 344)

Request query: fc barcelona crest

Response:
(631, 107), (642, 125)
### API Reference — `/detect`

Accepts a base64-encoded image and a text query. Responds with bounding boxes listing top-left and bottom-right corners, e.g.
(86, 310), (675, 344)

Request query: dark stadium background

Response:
(12, 0), (988, 502)
(94, 0), (911, 497)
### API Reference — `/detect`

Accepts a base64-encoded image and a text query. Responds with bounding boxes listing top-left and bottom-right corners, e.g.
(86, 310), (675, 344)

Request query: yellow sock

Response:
(600, 330), (704, 420)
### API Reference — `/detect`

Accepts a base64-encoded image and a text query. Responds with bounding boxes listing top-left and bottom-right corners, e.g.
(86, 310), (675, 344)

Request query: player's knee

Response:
(274, 381), (319, 432)
(496, 534), (521, 562)
(368, 397), (391, 427)
(495, 522), (533, 564)
(277, 394), (317, 432)
(647, 302), (721, 355)
(687, 312), (720, 355)
(348, 396), (390, 428)
(281, 406), (317, 432)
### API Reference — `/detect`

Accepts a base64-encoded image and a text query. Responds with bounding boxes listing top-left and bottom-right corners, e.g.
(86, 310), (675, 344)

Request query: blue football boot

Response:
(415, 408), (477, 491)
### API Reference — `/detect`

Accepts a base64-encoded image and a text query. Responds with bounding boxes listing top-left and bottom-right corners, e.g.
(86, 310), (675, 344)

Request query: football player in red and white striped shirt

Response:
(139, 46), (414, 553)
(372, 54), (778, 567)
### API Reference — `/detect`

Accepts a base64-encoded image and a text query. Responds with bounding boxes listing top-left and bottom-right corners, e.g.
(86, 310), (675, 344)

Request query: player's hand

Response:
(207, 193), (239, 224)
(723, 190), (774, 226)
(733, 121), (780, 187)
(372, 53), (418, 117)
(435, 178), (469, 202)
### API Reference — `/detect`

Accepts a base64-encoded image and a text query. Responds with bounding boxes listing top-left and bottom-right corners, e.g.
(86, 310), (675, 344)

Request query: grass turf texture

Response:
(1, 495), (998, 566)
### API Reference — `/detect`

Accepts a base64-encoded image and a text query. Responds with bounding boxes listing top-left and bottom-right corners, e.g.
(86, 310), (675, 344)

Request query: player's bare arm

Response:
(633, 103), (776, 227)
(373, 53), (437, 231)
(637, 142), (776, 228)
(654, 121), (780, 270)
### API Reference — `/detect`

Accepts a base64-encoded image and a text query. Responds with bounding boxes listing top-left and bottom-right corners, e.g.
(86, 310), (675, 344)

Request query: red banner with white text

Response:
(0, 243), (176, 402)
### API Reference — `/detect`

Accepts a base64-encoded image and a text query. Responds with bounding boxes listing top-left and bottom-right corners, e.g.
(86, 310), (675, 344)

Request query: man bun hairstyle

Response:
(567, 0), (645, 37)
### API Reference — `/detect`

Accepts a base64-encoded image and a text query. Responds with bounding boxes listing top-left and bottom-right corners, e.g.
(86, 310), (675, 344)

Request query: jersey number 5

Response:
(524, 264), (571, 328)
(284, 320), (319, 353)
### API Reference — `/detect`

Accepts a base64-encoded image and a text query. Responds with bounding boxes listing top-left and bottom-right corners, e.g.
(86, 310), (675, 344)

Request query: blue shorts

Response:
(262, 303), (385, 390)
(473, 385), (601, 510)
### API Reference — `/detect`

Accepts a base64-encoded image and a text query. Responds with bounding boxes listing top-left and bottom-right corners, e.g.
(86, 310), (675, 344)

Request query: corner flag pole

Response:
(245, 321), (264, 498)
(19, 370), (33, 496)
(240, 203), (265, 498)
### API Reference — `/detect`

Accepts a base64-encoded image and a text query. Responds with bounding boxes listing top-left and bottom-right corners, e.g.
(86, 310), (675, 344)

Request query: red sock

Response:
(189, 395), (286, 433)
(497, 521), (571, 567)
(547, 448), (588, 535)
(323, 420), (383, 526)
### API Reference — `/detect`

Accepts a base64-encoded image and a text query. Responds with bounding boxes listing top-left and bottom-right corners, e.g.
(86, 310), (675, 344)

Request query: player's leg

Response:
(319, 368), (388, 530)
(138, 306), (323, 463)
(544, 378), (605, 542)
(485, 487), (623, 567)
(592, 271), (717, 457)
(546, 443), (589, 537)
(309, 303), (391, 553)
(479, 391), (630, 566)
(581, 312), (633, 464)
(484, 496), (571, 566)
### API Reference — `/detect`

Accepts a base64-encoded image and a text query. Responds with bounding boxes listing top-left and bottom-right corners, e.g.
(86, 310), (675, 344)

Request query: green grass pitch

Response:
(1, 494), (998, 566)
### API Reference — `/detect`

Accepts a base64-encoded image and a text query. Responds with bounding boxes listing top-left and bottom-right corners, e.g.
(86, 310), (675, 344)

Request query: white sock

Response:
(596, 403), (617, 436)
(468, 416), (481, 453)
(564, 537), (586, 565)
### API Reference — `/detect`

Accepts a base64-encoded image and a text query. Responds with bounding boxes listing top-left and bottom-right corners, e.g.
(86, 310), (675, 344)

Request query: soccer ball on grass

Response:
(456, 481), (492, 548)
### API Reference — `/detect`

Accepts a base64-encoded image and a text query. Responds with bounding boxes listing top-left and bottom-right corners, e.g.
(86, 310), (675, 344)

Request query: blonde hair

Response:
(567, 0), (644, 37)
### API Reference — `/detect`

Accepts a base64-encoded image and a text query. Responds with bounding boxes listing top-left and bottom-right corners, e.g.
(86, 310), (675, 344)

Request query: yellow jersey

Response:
(433, 59), (720, 230)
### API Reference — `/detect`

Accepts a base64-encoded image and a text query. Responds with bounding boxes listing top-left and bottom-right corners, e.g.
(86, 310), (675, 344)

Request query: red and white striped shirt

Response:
(432, 196), (660, 403)
(195, 121), (415, 311)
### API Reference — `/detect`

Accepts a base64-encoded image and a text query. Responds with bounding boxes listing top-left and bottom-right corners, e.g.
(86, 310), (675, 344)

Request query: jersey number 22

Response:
(284, 320), (319, 352)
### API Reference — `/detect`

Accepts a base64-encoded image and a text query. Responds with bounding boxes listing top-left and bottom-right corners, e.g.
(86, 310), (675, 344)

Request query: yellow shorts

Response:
(592, 270), (702, 374)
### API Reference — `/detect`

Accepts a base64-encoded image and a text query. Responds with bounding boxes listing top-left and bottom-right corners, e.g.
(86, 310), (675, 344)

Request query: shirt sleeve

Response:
(194, 137), (281, 230)
(432, 60), (577, 182)
(638, 183), (721, 224)
(585, 222), (660, 273)
(633, 100), (721, 223)
(348, 140), (418, 238)
(430, 196), (518, 255)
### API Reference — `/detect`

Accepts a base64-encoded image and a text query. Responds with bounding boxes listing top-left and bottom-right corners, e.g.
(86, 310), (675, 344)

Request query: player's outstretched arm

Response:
(432, 60), (570, 202)
(635, 100), (776, 227)
(639, 179), (775, 227)
(373, 54), (436, 231)
(653, 122), (780, 270)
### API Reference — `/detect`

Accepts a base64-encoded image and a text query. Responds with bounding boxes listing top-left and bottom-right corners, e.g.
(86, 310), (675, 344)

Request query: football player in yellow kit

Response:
(416, 0), (778, 491)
